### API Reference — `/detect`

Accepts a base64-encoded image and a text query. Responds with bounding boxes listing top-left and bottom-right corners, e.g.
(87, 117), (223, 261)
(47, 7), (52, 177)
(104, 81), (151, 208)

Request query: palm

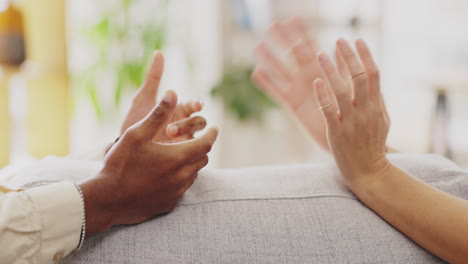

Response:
(277, 60), (329, 151)
(283, 62), (323, 112)
(252, 18), (330, 150)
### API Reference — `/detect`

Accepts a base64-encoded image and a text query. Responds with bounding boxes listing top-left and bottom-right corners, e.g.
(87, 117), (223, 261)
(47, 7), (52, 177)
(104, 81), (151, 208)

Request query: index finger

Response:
(140, 51), (165, 98)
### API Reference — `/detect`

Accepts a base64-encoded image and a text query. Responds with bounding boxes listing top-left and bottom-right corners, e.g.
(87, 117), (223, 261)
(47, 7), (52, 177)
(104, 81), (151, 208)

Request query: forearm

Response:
(351, 164), (468, 264)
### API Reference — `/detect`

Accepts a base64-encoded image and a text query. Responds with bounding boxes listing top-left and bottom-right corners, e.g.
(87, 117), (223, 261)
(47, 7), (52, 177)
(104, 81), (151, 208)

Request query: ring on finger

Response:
(319, 102), (332, 110)
(350, 71), (366, 80)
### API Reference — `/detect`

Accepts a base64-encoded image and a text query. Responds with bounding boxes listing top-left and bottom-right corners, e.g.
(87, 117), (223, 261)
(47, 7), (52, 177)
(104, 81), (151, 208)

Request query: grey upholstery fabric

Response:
(11, 154), (464, 263)
(54, 154), (468, 263)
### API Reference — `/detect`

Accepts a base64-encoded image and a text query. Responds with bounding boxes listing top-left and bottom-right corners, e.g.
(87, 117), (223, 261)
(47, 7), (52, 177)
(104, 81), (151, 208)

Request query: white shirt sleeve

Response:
(0, 182), (83, 263)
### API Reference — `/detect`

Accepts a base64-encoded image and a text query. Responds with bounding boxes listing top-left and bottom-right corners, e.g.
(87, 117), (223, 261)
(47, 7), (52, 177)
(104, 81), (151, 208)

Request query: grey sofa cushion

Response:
(4, 154), (464, 263)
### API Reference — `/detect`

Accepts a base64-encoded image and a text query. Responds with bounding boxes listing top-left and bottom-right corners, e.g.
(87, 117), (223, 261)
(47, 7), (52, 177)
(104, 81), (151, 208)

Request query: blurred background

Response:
(1, 0), (468, 169)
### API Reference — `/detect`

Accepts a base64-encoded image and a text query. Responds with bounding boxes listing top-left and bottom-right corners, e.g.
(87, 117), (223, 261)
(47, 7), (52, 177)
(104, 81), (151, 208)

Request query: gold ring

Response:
(350, 71), (366, 80)
(319, 103), (332, 110)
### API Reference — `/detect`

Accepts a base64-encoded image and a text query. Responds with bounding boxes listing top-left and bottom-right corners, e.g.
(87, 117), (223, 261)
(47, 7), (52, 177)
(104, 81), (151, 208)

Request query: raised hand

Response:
(252, 17), (335, 150)
(80, 90), (218, 235)
(314, 39), (390, 187)
(121, 51), (206, 143)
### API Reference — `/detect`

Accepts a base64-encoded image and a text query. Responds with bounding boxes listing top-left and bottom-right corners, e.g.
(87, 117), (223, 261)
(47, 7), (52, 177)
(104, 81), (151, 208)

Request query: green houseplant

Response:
(75, 0), (169, 119)
(211, 66), (277, 122)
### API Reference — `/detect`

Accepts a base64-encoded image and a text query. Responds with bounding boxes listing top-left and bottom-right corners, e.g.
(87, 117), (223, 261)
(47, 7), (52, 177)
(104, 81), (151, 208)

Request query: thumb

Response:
(138, 90), (178, 139)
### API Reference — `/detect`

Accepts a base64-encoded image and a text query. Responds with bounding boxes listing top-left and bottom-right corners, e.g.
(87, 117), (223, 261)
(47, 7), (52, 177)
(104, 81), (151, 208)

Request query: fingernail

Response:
(315, 79), (323, 88)
(356, 38), (366, 48)
(196, 97), (205, 107)
(168, 125), (178, 135)
(318, 53), (328, 63)
(337, 38), (346, 48)
(163, 91), (173, 104)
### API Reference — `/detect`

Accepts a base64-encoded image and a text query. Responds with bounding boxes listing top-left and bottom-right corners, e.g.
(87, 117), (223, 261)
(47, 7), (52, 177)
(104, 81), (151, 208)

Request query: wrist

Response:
(78, 176), (115, 236)
(346, 156), (393, 195)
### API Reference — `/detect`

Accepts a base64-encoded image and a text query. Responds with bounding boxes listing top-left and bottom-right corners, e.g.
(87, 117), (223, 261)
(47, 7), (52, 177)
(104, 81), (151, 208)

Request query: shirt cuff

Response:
(26, 182), (83, 263)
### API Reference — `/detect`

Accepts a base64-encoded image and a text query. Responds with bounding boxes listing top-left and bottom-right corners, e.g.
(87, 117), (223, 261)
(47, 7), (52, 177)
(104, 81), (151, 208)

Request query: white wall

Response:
(61, 0), (468, 167)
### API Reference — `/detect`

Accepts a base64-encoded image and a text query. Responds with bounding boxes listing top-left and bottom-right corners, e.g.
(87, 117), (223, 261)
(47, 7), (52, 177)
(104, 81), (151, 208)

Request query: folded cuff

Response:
(26, 182), (83, 263)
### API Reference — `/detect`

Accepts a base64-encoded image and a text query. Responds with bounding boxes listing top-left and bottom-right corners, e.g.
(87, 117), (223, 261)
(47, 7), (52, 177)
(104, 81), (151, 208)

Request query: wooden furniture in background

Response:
(0, 67), (14, 167)
(21, 0), (69, 158)
(0, 0), (24, 167)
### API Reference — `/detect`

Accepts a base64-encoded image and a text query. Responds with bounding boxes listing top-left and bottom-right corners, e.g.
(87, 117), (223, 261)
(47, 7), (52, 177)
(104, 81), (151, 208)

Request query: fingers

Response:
(268, 18), (316, 68)
(167, 116), (207, 138)
(286, 17), (317, 66)
(178, 155), (209, 190)
(175, 99), (204, 118)
(314, 78), (339, 129)
(268, 21), (293, 49)
(139, 51), (165, 99)
(170, 127), (219, 161)
(251, 67), (285, 100)
(289, 17), (318, 51)
(137, 90), (178, 139)
(335, 48), (350, 81)
(355, 39), (381, 102)
(254, 42), (293, 82)
(289, 38), (315, 67)
(317, 52), (353, 115)
(336, 39), (369, 106)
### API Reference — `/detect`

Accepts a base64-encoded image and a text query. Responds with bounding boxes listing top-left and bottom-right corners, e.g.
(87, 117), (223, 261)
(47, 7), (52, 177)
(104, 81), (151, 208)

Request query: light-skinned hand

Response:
(314, 38), (390, 188)
(252, 17), (334, 150)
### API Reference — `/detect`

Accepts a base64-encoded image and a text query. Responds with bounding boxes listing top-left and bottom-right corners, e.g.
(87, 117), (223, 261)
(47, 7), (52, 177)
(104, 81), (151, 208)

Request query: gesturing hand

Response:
(252, 17), (333, 150)
(314, 39), (390, 188)
(121, 51), (206, 143)
(79, 90), (219, 235)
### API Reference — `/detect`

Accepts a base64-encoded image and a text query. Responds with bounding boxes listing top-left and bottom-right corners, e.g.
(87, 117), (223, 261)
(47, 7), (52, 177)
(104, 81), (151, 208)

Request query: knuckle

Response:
(342, 124), (354, 136)
(171, 175), (185, 189)
(335, 88), (351, 102)
(170, 151), (185, 164)
(124, 127), (143, 142)
(323, 111), (337, 123)
(353, 73), (368, 83)
(203, 143), (213, 153)
(150, 105), (167, 120)
(202, 156), (209, 166)
(176, 188), (186, 199)
(368, 68), (380, 80)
